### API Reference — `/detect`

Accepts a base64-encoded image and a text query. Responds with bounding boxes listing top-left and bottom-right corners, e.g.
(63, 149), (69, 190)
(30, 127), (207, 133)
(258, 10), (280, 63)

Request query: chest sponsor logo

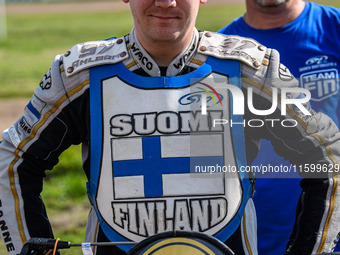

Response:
(300, 68), (339, 101)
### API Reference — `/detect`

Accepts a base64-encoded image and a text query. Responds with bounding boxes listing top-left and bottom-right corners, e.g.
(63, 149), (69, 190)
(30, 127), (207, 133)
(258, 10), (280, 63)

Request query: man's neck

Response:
(126, 28), (200, 77)
(147, 41), (187, 67)
(136, 30), (194, 67)
(243, 0), (305, 29)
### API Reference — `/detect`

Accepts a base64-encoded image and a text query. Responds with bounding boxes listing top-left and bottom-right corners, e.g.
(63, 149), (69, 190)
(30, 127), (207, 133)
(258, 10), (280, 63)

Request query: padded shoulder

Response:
(63, 37), (129, 77)
(198, 31), (267, 70)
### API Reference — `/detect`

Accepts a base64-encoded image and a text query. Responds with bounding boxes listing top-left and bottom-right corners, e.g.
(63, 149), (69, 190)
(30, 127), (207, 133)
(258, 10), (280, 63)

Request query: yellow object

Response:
(141, 237), (215, 255)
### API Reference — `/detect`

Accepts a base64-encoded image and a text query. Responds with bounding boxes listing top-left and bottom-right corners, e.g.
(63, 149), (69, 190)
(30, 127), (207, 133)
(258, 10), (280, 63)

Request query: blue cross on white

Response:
(112, 135), (224, 199)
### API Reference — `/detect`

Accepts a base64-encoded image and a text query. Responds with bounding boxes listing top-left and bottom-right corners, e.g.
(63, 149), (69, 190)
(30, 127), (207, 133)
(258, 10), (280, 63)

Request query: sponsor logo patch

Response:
(301, 68), (339, 101)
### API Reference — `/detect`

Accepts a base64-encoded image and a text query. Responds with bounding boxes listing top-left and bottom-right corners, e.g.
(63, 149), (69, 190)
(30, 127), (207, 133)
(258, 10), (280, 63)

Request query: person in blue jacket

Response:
(219, 0), (340, 254)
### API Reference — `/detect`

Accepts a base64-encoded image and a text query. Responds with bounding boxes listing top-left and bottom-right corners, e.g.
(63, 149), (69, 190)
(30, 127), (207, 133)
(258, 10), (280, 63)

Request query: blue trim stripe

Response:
(92, 61), (212, 89)
(26, 101), (41, 119)
(205, 57), (252, 241)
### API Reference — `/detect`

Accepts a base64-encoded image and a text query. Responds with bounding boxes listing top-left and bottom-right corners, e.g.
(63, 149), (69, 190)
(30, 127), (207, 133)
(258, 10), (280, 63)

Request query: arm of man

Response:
(0, 54), (90, 255)
(242, 48), (340, 254)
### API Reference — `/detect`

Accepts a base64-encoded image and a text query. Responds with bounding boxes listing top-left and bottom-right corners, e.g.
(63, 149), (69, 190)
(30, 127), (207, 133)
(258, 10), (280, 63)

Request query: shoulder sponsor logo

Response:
(69, 40), (127, 71)
(221, 38), (256, 51)
(208, 37), (258, 64)
(79, 42), (115, 59)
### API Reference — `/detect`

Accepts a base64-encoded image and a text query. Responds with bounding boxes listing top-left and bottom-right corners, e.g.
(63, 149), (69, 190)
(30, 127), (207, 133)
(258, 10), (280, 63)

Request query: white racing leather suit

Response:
(0, 29), (340, 255)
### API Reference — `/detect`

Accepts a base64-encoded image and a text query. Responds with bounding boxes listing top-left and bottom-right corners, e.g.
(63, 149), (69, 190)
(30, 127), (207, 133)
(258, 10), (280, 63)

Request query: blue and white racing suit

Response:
(0, 29), (339, 255)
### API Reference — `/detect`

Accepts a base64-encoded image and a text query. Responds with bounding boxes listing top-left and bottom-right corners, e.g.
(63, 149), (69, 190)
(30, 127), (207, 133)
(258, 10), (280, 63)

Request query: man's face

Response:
(255, 0), (288, 8)
(123, 0), (206, 45)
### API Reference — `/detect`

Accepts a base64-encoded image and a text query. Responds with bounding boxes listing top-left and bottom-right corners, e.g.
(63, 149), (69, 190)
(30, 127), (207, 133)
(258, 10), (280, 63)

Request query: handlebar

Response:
(18, 236), (340, 255)
(19, 238), (137, 255)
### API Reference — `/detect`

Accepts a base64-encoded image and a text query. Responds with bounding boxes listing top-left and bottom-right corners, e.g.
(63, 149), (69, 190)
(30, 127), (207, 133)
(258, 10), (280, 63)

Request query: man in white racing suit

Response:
(0, 0), (340, 254)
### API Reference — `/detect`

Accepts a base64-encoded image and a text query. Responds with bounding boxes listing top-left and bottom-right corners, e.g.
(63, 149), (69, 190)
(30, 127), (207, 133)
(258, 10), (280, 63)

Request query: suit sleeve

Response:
(241, 48), (340, 254)
(0, 54), (90, 255)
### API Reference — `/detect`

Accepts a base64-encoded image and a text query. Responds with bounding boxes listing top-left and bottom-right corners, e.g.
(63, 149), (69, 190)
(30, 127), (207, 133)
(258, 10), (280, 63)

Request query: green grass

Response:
(41, 145), (89, 255)
(0, 9), (134, 98)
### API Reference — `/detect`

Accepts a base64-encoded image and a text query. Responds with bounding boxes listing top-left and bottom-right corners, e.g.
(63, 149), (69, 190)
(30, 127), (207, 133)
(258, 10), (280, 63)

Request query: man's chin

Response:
(255, 0), (288, 8)
(150, 30), (181, 42)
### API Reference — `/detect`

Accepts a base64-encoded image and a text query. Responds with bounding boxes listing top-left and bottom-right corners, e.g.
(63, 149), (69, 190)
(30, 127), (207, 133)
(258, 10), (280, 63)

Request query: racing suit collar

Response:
(127, 28), (200, 77)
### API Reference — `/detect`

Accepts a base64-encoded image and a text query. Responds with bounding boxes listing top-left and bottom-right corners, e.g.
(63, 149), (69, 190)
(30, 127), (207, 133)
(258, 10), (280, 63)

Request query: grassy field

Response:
(1, 0), (339, 97)
(0, 2), (246, 254)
